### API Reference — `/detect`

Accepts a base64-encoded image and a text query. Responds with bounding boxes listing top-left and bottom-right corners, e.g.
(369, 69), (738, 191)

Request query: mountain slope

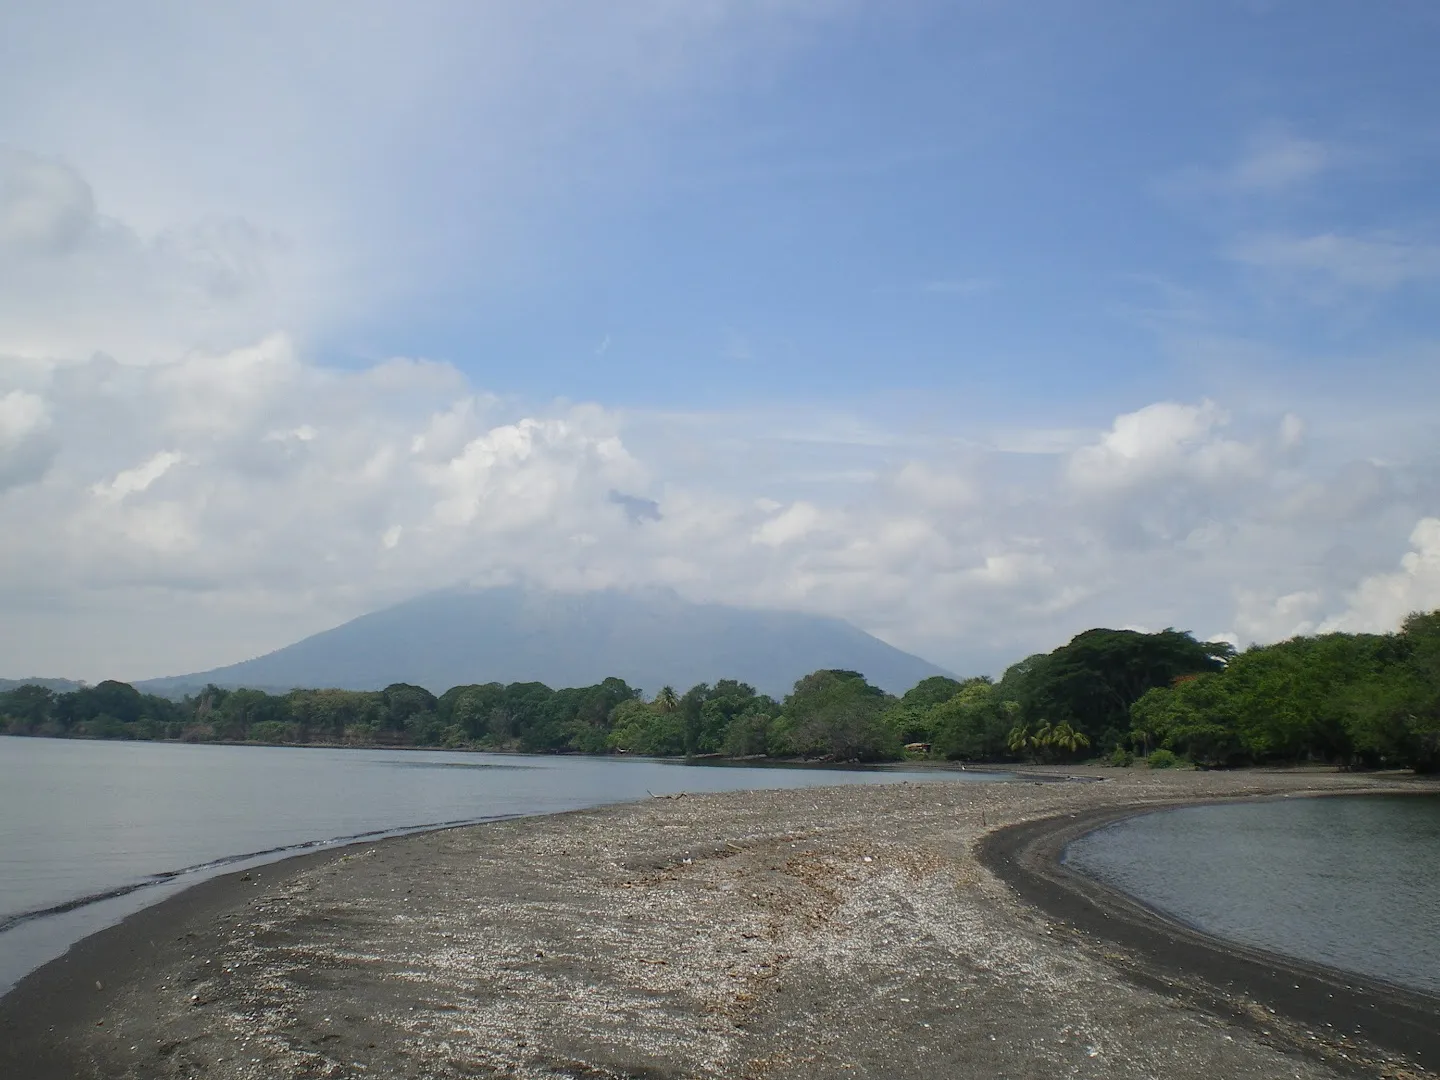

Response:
(138, 587), (950, 699)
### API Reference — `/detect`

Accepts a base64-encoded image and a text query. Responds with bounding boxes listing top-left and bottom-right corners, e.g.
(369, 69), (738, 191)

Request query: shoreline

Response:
(0, 745), (1017, 999)
(3, 768), (1437, 1079)
(2, 728), (1017, 766)
(977, 792), (1440, 1071)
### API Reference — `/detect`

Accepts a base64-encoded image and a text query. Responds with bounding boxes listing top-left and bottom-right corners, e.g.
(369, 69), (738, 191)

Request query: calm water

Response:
(0, 737), (1006, 994)
(1065, 794), (1440, 996)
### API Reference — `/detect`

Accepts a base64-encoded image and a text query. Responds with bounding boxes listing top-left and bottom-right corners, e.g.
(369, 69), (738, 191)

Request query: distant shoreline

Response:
(0, 728), (1000, 769)
(3, 767), (1437, 1079)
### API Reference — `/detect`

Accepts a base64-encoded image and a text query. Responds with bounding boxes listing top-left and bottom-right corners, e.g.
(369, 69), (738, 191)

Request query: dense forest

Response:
(2, 611), (1436, 772)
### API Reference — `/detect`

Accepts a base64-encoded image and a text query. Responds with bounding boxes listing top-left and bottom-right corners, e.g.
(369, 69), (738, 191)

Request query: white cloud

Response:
(1163, 132), (1332, 198)
(891, 460), (976, 508)
(1229, 232), (1440, 295)
(1229, 588), (1323, 643)
(1226, 134), (1330, 192)
(0, 389), (48, 441)
(1318, 518), (1440, 634)
(1066, 399), (1257, 493)
(0, 388), (56, 491)
(0, 147), (96, 254)
(427, 417), (637, 531)
(1, 333), (1436, 684)
(155, 335), (301, 433)
(753, 502), (825, 546)
(970, 551), (1052, 587)
(0, 148), (288, 363)
(92, 451), (185, 502)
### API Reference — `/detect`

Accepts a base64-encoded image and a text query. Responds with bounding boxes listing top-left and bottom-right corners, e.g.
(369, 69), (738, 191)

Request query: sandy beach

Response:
(2, 766), (1437, 1080)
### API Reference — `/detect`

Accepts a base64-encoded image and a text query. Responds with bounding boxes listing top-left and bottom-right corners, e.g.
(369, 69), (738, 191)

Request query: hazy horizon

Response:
(2, 2), (1438, 683)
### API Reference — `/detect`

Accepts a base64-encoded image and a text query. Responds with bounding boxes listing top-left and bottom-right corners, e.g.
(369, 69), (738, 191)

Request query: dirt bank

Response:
(2, 766), (1435, 1080)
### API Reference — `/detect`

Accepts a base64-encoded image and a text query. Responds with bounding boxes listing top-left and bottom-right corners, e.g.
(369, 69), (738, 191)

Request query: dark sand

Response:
(2, 766), (1436, 1080)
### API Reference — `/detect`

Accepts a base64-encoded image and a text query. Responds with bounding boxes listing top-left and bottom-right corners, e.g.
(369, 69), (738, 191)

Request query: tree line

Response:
(2, 610), (1435, 771)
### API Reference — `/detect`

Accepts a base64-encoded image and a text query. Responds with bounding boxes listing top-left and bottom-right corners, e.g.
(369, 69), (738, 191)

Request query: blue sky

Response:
(1, 1), (1438, 680)
(345, 1), (1440, 407)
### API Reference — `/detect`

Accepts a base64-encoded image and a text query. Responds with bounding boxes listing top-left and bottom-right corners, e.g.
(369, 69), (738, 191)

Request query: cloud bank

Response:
(2, 332), (1436, 681)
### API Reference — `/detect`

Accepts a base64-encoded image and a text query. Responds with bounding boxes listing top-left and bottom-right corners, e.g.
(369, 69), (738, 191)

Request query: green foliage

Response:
(5, 608), (1433, 772)
(1109, 745), (1134, 767)
(678, 681), (777, 756)
(1002, 718), (1091, 762)
(900, 676), (969, 710)
(248, 719), (297, 744)
(721, 707), (775, 757)
(1042, 720), (1091, 758)
(382, 683), (438, 731)
(653, 685), (680, 713)
(78, 713), (131, 739)
(606, 698), (685, 756)
(1126, 612), (1440, 772)
(773, 670), (901, 762)
(1130, 677), (1242, 767)
(1000, 628), (1232, 750)
(286, 688), (382, 740)
(0, 684), (56, 732)
(928, 682), (1014, 761)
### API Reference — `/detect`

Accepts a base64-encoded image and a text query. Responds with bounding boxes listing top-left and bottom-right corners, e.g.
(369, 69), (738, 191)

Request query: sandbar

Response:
(2, 766), (1436, 1079)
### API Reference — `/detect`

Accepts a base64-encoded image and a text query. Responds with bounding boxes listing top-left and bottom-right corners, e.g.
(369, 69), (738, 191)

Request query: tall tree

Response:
(774, 670), (900, 762)
(1005, 629), (1232, 748)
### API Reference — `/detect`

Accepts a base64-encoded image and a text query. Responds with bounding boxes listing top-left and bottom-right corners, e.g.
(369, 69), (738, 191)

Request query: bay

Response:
(1064, 793), (1440, 996)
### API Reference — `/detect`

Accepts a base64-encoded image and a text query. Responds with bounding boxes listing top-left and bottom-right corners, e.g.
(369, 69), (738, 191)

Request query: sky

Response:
(2, 0), (1439, 682)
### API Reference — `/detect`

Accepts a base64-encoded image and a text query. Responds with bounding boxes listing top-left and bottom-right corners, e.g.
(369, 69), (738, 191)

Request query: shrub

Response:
(1146, 748), (1178, 769)
(248, 720), (294, 744)
(1109, 746), (1134, 768)
(78, 713), (131, 739)
(721, 708), (774, 757)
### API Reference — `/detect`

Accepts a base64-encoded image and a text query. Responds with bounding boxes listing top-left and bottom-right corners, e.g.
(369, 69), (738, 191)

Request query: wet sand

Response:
(2, 766), (1436, 1080)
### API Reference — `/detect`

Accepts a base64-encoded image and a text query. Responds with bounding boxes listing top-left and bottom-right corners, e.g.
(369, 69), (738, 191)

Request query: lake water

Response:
(0, 737), (1007, 994)
(1064, 794), (1440, 996)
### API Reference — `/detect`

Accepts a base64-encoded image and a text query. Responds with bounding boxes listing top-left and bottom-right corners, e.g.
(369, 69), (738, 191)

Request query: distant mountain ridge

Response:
(137, 586), (951, 699)
(0, 677), (84, 694)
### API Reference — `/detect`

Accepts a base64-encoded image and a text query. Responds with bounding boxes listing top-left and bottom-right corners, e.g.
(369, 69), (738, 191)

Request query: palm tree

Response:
(654, 686), (680, 714)
(1047, 721), (1091, 759)
(1006, 723), (1033, 757)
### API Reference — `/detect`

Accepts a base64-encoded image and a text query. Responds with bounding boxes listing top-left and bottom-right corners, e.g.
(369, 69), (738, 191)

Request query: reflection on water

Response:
(1064, 794), (1440, 996)
(0, 737), (1008, 993)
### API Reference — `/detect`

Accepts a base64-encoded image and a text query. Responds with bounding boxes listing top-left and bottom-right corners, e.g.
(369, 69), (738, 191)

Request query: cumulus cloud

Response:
(753, 502), (826, 546)
(426, 416), (638, 532)
(1318, 518), (1440, 634)
(1229, 588), (1324, 642)
(1065, 399), (1257, 494)
(4, 332), (1434, 683)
